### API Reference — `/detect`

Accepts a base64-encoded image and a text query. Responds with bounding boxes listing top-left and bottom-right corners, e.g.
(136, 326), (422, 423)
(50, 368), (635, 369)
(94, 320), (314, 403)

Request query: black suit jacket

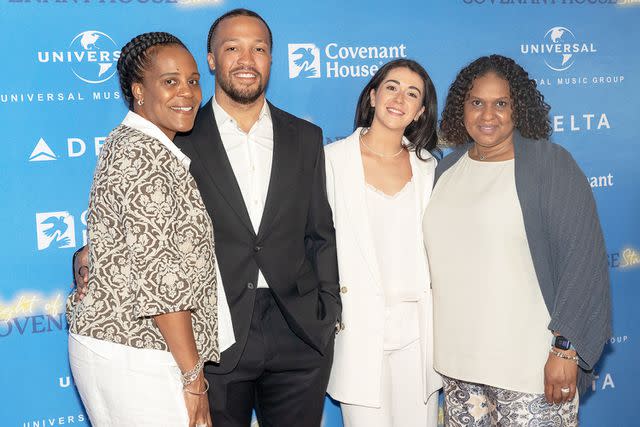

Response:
(175, 98), (341, 374)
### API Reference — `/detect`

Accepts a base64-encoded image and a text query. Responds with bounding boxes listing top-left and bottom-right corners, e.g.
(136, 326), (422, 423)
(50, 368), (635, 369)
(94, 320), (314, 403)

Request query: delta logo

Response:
(28, 135), (106, 163)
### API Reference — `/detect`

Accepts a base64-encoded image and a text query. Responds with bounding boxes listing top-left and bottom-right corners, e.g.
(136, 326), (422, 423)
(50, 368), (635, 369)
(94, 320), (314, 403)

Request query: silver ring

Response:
(560, 387), (570, 394)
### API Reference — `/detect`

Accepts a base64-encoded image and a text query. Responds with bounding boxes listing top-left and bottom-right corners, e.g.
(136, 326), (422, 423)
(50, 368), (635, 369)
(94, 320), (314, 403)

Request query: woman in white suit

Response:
(325, 59), (442, 427)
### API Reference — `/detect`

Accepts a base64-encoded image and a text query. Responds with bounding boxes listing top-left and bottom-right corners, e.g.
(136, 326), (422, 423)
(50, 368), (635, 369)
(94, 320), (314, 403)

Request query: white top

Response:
(366, 180), (421, 350)
(423, 152), (552, 394)
(211, 96), (273, 289)
(366, 180), (422, 304)
(72, 111), (236, 357)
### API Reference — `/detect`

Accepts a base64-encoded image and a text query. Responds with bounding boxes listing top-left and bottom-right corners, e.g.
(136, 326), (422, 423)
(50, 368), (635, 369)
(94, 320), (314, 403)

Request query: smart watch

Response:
(552, 335), (574, 351)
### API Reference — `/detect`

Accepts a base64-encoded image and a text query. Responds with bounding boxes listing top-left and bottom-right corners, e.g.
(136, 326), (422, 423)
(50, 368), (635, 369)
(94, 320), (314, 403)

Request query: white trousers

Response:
(341, 339), (439, 427)
(68, 333), (189, 427)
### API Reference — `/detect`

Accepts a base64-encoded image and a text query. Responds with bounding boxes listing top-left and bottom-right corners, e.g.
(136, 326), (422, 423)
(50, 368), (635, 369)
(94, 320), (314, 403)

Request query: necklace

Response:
(473, 145), (489, 161)
(473, 145), (511, 161)
(359, 133), (405, 158)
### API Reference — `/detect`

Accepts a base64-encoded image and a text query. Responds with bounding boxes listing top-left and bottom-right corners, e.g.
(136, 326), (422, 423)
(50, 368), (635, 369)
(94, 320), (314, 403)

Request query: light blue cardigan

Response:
(434, 132), (611, 393)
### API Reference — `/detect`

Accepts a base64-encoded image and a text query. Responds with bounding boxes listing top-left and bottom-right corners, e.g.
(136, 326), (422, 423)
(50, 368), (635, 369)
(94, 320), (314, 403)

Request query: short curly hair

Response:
(117, 32), (187, 110)
(440, 54), (551, 146)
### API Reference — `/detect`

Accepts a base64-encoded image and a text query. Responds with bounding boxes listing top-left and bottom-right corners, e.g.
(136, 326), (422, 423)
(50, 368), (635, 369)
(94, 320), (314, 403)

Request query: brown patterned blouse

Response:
(67, 123), (219, 363)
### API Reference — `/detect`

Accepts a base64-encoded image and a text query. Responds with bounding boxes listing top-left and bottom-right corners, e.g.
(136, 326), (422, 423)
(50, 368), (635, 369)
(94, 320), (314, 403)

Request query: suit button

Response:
(247, 282), (255, 289)
(253, 245), (262, 252)
(340, 286), (348, 294)
(340, 322), (345, 331)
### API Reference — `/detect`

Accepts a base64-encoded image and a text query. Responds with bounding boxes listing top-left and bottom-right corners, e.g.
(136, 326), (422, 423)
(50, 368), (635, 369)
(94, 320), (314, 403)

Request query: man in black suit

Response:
(177, 9), (340, 427)
(73, 8), (340, 427)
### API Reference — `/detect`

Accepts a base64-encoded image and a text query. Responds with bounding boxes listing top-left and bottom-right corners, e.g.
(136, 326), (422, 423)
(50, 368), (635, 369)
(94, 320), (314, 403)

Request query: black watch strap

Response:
(552, 335), (573, 351)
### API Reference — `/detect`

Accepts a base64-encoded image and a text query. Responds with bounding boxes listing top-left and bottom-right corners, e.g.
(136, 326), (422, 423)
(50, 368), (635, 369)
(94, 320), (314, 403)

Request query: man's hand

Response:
(72, 246), (89, 302)
(544, 349), (578, 404)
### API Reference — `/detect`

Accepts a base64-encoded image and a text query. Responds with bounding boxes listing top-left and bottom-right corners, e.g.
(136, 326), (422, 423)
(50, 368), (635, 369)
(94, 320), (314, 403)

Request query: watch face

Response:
(555, 336), (571, 350)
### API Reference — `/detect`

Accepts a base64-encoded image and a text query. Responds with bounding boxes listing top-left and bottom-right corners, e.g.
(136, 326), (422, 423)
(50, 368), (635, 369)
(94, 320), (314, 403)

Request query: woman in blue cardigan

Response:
(423, 54), (610, 426)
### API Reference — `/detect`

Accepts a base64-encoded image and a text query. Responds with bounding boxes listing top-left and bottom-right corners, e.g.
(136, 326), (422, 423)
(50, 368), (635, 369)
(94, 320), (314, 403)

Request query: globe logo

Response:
(543, 26), (576, 71)
(68, 31), (120, 84)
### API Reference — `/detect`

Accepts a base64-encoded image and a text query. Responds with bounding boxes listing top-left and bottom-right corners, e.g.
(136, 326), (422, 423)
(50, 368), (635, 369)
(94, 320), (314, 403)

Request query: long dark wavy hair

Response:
(354, 58), (439, 160)
(440, 54), (551, 146)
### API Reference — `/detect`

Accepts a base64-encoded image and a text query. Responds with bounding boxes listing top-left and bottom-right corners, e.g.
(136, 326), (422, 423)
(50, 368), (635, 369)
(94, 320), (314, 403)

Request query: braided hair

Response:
(117, 32), (187, 110)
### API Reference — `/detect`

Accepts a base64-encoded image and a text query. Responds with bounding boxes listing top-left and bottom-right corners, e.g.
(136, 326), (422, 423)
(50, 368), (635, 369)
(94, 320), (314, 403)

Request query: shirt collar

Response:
(121, 111), (191, 169)
(211, 95), (271, 130)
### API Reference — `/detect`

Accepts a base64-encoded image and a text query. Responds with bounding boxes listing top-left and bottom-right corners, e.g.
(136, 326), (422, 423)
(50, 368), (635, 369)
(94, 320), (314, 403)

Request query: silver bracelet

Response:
(184, 378), (209, 396)
(181, 356), (204, 386)
(549, 347), (579, 364)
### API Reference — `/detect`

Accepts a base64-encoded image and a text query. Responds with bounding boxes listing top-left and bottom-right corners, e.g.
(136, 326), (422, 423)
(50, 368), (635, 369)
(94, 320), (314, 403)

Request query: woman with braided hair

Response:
(67, 32), (232, 427)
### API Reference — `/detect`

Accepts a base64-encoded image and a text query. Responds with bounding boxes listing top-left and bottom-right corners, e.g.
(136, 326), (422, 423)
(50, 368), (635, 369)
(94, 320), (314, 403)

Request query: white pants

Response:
(341, 338), (439, 427)
(68, 333), (189, 427)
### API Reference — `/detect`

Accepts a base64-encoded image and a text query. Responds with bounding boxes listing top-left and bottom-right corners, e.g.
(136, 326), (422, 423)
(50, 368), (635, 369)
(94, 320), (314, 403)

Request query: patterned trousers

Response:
(442, 376), (578, 427)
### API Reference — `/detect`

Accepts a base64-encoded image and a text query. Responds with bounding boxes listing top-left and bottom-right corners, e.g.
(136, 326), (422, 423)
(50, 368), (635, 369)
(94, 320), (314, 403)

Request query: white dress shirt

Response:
(211, 96), (273, 288)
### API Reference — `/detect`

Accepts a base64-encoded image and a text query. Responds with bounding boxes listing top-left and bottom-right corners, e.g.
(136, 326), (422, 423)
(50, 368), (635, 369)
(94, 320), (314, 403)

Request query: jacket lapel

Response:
(340, 132), (436, 290)
(257, 103), (299, 240)
(189, 99), (255, 236)
(341, 131), (383, 289)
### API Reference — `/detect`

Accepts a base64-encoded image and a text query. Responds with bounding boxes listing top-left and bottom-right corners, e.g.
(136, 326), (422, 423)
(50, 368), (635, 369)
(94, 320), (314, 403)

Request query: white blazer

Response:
(325, 129), (442, 407)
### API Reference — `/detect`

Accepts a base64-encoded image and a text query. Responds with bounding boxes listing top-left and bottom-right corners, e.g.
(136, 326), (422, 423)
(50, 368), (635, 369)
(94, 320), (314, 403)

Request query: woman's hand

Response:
(544, 349), (578, 404)
(183, 373), (212, 427)
(154, 311), (212, 426)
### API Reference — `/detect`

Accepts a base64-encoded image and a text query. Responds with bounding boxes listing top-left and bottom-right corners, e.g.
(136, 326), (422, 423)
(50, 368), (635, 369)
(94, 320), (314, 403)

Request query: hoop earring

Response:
(137, 99), (144, 106)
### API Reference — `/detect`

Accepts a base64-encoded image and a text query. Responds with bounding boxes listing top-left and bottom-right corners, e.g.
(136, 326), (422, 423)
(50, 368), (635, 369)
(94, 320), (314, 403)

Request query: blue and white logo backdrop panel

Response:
(1, 1), (638, 426)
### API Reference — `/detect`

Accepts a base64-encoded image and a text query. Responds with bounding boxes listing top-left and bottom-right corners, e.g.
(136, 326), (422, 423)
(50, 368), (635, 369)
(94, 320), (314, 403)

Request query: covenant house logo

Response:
(37, 30), (121, 84)
(35, 212), (76, 250)
(288, 44), (321, 78)
(288, 42), (407, 79)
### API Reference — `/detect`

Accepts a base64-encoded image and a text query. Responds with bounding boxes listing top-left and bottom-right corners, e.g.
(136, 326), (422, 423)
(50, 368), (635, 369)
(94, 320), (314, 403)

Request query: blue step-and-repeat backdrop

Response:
(1, 1), (638, 426)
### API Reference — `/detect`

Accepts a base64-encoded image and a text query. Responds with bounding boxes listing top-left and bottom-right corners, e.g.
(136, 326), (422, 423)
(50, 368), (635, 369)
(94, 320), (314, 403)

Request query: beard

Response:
(216, 67), (266, 105)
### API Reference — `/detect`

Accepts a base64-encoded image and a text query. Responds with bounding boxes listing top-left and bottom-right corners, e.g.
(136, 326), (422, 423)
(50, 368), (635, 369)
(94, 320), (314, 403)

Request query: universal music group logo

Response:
(37, 30), (121, 84)
(520, 25), (624, 87)
(520, 26), (596, 72)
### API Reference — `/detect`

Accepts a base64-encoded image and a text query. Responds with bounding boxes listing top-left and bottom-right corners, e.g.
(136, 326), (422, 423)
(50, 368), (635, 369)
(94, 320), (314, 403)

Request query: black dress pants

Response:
(206, 289), (334, 427)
